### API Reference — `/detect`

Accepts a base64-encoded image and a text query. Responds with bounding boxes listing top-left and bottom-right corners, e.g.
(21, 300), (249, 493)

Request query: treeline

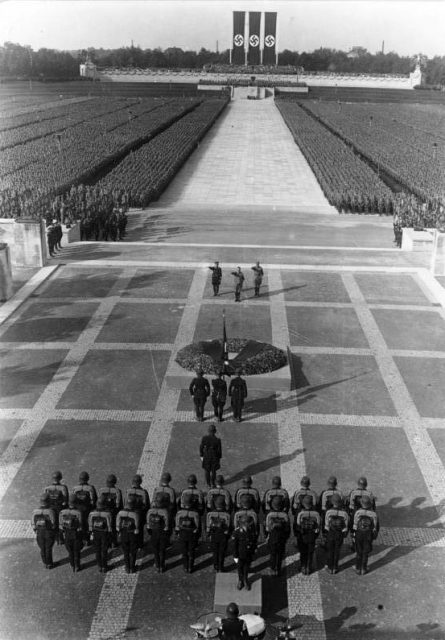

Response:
(1, 41), (444, 85)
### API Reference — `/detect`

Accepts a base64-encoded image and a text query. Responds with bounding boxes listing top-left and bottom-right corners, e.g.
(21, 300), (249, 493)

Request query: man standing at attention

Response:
(231, 266), (245, 302)
(251, 261), (264, 297)
(229, 369), (248, 422)
(189, 369), (211, 422)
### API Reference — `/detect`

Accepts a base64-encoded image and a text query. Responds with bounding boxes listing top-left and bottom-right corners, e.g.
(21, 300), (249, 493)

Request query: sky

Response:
(0, 0), (444, 57)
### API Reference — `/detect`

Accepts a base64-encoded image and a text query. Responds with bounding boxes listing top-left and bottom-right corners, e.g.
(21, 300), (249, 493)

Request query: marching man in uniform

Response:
(189, 369), (211, 422)
(353, 495), (379, 575)
(206, 495), (231, 572)
(175, 493), (201, 573)
(294, 495), (321, 575)
(324, 494), (349, 574)
(146, 495), (171, 574)
(199, 423), (222, 488)
(228, 369), (248, 423)
(88, 498), (113, 573)
(264, 495), (290, 576)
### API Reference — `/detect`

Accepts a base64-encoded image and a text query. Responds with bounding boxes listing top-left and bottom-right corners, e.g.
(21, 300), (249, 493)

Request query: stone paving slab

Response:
(0, 420), (23, 457)
(1, 419), (151, 519)
(371, 308), (445, 351)
(428, 428), (445, 469)
(56, 349), (170, 411)
(281, 271), (352, 303)
(301, 424), (437, 528)
(37, 266), (123, 299)
(394, 357), (445, 419)
(95, 302), (185, 344)
(295, 353), (397, 416)
(0, 348), (69, 409)
(353, 273), (431, 306)
(122, 268), (194, 299)
(286, 307), (369, 349)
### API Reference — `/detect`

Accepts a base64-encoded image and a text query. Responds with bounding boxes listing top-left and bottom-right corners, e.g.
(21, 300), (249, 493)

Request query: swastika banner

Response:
(232, 11), (245, 65)
(263, 12), (277, 65)
(248, 12), (261, 65)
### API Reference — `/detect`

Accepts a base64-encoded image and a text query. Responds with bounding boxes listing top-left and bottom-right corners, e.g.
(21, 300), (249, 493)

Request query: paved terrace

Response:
(0, 96), (444, 640)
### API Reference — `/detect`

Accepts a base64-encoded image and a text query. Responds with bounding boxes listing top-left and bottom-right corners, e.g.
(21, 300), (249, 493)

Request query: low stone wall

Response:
(401, 228), (435, 252)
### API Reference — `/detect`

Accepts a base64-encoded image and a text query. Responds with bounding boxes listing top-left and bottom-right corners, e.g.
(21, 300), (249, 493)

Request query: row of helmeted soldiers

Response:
(31, 470), (379, 585)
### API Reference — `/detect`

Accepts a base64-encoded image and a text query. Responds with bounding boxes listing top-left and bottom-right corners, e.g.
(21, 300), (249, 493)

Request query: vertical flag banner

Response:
(248, 12), (261, 65)
(232, 11), (246, 65)
(221, 309), (229, 365)
(263, 12), (277, 65)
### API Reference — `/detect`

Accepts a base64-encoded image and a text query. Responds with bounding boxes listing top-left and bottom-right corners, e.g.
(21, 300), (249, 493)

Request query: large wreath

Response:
(175, 338), (287, 375)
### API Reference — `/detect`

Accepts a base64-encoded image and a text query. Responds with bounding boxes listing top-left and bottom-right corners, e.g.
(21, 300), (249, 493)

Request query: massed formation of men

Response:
(32, 469), (379, 582)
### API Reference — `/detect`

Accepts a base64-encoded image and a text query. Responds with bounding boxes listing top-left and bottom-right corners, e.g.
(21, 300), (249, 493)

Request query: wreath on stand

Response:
(175, 338), (287, 375)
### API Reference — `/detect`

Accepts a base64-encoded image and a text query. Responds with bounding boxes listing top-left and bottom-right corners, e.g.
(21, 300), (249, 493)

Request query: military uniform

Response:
(59, 503), (84, 572)
(98, 475), (123, 547)
(175, 507), (201, 573)
(228, 373), (248, 422)
(294, 498), (321, 575)
(231, 268), (245, 302)
(189, 372), (210, 422)
(291, 482), (318, 517)
(125, 475), (150, 548)
(263, 477), (290, 514)
(206, 500), (231, 572)
(88, 505), (113, 573)
(178, 475), (205, 516)
(211, 374), (227, 422)
(324, 499), (349, 574)
(251, 263), (264, 297)
(232, 513), (258, 590)
(265, 508), (290, 576)
(206, 477), (232, 513)
(199, 424), (222, 488)
(235, 478), (260, 513)
(318, 477), (343, 545)
(209, 262), (222, 296)
(116, 506), (140, 574)
(152, 473), (177, 518)
(31, 498), (57, 569)
(44, 471), (69, 544)
(353, 497), (379, 575)
(146, 504), (171, 573)
(72, 473), (97, 544)
(218, 603), (249, 640)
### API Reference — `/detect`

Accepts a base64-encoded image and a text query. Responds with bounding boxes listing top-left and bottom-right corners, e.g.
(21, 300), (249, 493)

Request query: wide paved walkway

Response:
(157, 98), (335, 210)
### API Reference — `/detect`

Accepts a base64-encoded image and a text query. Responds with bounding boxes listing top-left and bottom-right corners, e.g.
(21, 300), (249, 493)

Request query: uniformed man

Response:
(46, 221), (56, 257)
(211, 370), (227, 422)
(294, 495), (321, 575)
(233, 495), (260, 536)
(209, 261), (222, 296)
(231, 266), (245, 302)
(235, 476), (260, 513)
(264, 496), (291, 576)
(175, 493), (201, 573)
(116, 495), (140, 574)
(54, 219), (63, 250)
(324, 494), (349, 574)
(228, 369), (248, 422)
(146, 495), (171, 573)
(125, 474), (150, 549)
(218, 602), (249, 639)
(347, 477), (376, 550)
(44, 470), (69, 544)
(291, 476), (318, 517)
(200, 423), (222, 488)
(262, 476), (290, 514)
(206, 475), (232, 513)
(31, 494), (57, 569)
(98, 474), (123, 547)
(232, 512), (258, 590)
(251, 261), (264, 297)
(59, 495), (84, 572)
(353, 495), (379, 575)
(72, 471), (97, 544)
(206, 495), (231, 572)
(178, 474), (205, 516)
(152, 472), (177, 518)
(319, 476), (343, 546)
(189, 369), (211, 422)
(88, 497), (113, 573)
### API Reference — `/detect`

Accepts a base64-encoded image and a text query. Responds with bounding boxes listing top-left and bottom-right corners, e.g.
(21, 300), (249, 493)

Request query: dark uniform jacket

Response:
(200, 434), (222, 470)
(71, 483), (97, 510)
(125, 487), (150, 513)
(88, 510), (113, 533)
(189, 376), (211, 399)
(178, 487), (205, 515)
(116, 509), (140, 533)
(175, 509), (201, 537)
(206, 510), (231, 540)
(98, 486), (123, 512)
(44, 482), (69, 511)
(264, 511), (291, 543)
(206, 487), (232, 512)
(295, 509), (321, 536)
(319, 489), (343, 512)
(232, 509), (259, 537)
(146, 507), (170, 533)
(209, 266), (222, 284)
(232, 524), (257, 559)
(235, 487), (260, 513)
(353, 509), (379, 538)
(291, 488), (318, 514)
(228, 378), (248, 403)
(211, 378), (227, 401)
(324, 508), (349, 534)
(59, 508), (83, 532)
(152, 485), (177, 512)
(347, 489), (376, 512)
(218, 617), (249, 640)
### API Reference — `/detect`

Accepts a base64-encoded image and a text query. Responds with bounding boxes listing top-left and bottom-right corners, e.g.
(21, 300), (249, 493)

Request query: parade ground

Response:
(1, 97), (445, 640)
